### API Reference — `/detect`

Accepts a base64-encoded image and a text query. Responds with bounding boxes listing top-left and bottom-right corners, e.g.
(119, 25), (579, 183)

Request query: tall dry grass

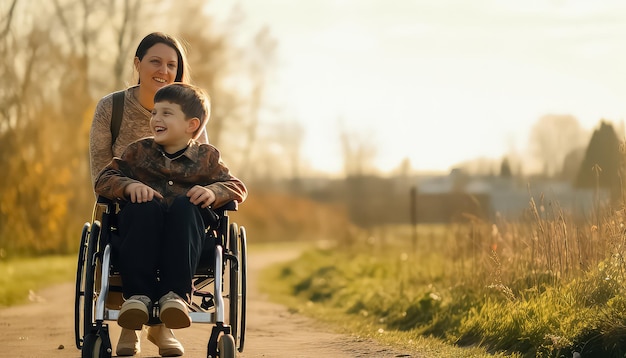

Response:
(266, 189), (626, 357)
(455, 194), (625, 299)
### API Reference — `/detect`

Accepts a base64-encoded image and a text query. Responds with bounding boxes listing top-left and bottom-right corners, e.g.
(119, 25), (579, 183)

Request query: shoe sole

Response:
(118, 302), (149, 330)
(159, 301), (191, 329)
(158, 347), (185, 357)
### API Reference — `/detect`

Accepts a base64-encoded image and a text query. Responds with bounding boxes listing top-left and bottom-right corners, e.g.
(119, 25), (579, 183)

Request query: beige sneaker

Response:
(116, 327), (141, 356)
(158, 291), (191, 329)
(118, 295), (151, 330)
(147, 324), (184, 357)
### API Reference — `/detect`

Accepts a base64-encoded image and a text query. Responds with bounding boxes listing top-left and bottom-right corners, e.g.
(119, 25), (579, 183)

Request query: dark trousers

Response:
(116, 196), (206, 302)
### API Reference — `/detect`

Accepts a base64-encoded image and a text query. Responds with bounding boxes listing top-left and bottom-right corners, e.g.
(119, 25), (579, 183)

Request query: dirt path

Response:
(0, 246), (415, 358)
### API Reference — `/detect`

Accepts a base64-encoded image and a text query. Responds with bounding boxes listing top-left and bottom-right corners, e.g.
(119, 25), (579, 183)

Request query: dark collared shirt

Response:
(94, 138), (247, 208)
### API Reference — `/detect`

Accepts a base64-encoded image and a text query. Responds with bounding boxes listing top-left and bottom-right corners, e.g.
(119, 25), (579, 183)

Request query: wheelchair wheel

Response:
(217, 334), (236, 358)
(228, 222), (248, 353)
(75, 222), (91, 349)
(81, 331), (112, 358)
(238, 225), (248, 353)
(227, 223), (239, 344)
(83, 221), (101, 340)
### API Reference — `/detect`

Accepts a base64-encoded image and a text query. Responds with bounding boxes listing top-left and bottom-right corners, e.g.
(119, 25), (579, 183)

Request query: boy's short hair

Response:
(154, 83), (210, 138)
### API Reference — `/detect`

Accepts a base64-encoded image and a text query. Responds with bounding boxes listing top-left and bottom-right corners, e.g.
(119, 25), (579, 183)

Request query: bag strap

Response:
(110, 90), (125, 144)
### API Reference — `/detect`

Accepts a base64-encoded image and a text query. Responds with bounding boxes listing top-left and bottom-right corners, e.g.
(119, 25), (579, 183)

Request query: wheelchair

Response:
(74, 197), (248, 358)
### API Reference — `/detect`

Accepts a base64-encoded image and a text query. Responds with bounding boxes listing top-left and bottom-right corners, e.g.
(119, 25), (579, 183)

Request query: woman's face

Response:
(135, 43), (179, 95)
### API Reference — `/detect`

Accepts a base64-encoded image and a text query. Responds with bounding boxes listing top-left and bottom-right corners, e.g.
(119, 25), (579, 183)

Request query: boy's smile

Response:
(150, 101), (198, 154)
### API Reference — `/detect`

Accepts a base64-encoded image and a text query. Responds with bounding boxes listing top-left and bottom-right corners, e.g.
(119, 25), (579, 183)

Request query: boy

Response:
(94, 83), (247, 351)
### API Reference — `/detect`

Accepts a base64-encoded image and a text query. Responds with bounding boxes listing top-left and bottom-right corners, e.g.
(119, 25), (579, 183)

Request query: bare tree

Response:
(237, 26), (277, 175)
(274, 120), (305, 180)
(112, 0), (143, 88)
(0, 0), (148, 253)
(339, 123), (378, 177)
(0, 0), (18, 40)
(529, 114), (589, 177)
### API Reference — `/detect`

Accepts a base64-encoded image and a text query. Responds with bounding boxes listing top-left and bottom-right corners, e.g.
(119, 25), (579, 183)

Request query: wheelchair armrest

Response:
(211, 200), (237, 215)
(217, 200), (238, 212)
(204, 201), (238, 227)
(96, 196), (115, 205)
(94, 196), (118, 216)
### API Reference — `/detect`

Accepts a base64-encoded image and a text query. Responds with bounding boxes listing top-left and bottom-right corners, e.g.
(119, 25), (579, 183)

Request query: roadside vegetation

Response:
(0, 255), (75, 307)
(261, 196), (626, 357)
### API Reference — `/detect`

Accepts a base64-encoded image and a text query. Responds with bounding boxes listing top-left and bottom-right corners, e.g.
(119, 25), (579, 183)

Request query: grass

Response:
(259, 203), (626, 358)
(260, 241), (520, 357)
(0, 254), (76, 307)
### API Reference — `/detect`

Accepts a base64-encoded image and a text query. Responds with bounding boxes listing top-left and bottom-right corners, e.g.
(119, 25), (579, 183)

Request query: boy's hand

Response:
(187, 185), (216, 208)
(124, 183), (163, 203)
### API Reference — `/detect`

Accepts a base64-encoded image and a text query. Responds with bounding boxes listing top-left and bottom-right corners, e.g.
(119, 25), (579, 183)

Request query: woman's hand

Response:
(124, 183), (163, 203)
(187, 185), (216, 208)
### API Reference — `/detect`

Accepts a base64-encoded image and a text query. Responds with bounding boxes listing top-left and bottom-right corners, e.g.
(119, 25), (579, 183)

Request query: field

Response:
(261, 201), (626, 357)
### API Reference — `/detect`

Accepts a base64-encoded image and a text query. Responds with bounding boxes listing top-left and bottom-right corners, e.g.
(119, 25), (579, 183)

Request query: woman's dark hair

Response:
(135, 32), (189, 83)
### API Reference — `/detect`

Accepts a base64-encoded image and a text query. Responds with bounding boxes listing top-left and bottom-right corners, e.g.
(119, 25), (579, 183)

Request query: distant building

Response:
(293, 169), (611, 226)
(416, 169), (610, 221)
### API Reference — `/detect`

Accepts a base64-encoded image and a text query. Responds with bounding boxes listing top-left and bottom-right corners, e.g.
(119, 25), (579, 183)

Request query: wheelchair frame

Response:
(74, 197), (247, 358)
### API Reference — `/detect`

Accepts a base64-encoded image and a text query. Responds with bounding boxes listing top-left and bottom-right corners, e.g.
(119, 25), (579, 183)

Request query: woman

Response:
(89, 32), (207, 357)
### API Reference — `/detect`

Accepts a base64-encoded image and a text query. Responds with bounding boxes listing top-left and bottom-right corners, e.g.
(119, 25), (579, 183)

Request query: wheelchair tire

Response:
(217, 334), (236, 358)
(81, 333), (97, 358)
(238, 225), (248, 353)
(83, 221), (101, 340)
(75, 222), (91, 349)
(81, 332), (112, 358)
(227, 223), (239, 345)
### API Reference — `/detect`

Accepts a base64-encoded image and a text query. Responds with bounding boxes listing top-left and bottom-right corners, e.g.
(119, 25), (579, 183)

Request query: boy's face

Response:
(151, 101), (197, 152)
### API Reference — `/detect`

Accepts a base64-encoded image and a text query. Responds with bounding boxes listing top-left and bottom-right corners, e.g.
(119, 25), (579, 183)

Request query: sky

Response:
(206, 0), (626, 175)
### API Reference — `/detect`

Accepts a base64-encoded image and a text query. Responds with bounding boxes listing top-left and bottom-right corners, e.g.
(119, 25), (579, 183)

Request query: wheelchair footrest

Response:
(194, 290), (215, 310)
